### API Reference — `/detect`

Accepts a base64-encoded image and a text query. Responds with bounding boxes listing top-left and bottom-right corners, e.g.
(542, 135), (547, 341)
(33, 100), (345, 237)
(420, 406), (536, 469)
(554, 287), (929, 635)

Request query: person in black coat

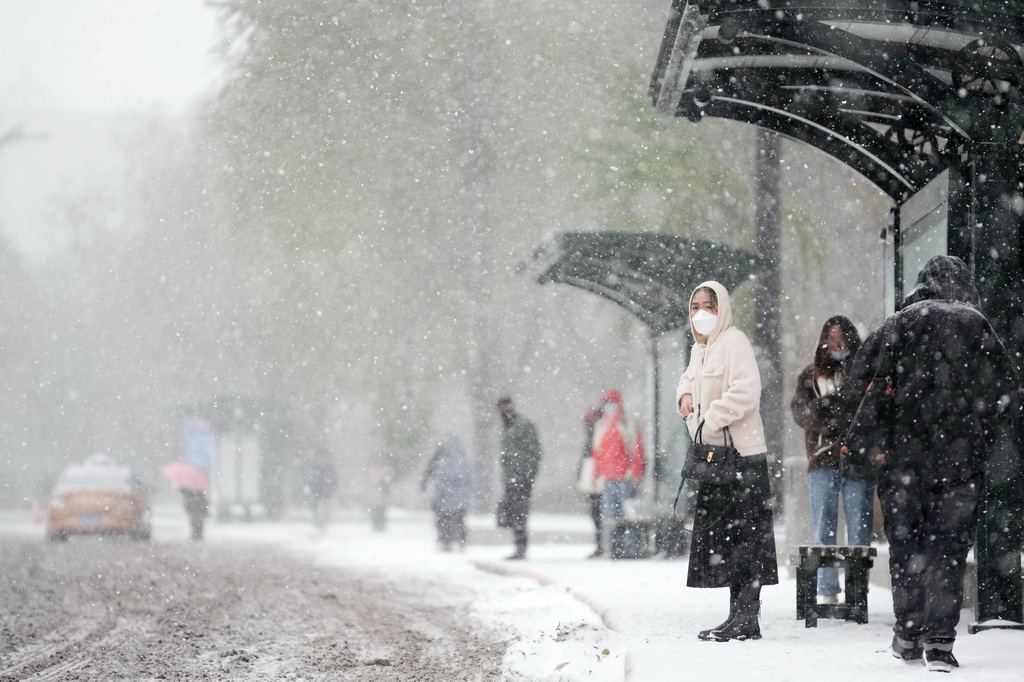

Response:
(846, 255), (1019, 671)
(496, 396), (542, 560)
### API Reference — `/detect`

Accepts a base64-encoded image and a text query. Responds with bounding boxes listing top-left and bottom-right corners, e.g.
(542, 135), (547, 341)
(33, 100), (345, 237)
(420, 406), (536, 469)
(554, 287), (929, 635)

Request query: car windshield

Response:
(54, 465), (136, 493)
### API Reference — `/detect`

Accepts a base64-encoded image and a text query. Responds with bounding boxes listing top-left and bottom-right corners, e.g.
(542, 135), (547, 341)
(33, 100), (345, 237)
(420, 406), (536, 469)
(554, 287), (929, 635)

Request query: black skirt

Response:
(687, 453), (779, 588)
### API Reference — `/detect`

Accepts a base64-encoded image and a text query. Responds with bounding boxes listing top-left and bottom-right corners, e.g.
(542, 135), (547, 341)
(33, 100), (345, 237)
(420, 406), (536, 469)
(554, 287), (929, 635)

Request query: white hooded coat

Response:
(675, 280), (767, 456)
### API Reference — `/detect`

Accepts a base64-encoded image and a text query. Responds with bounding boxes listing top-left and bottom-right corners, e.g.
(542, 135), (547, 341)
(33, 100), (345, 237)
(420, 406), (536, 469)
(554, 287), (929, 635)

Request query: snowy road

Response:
(0, 533), (505, 681)
(5, 508), (1022, 681)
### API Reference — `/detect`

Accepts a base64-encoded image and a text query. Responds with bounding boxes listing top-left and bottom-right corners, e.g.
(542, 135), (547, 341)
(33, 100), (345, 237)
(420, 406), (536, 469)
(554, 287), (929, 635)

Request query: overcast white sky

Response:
(0, 1), (224, 257)
(0, 0), (222, 112)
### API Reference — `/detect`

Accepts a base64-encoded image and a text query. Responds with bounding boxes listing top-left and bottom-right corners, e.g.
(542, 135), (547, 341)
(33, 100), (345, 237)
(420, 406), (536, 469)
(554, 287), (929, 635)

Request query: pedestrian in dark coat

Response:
(675, 281), (778, 642)
(846, 255), (1019, 671)
(496, 396), (542, 560)
(421, 434), (474, 551)
(791, 315), (873, 604)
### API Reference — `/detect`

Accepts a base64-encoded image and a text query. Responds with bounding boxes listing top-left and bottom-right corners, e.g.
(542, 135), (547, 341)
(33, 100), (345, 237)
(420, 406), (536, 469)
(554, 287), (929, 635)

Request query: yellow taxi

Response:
(46, 454), (151, 542)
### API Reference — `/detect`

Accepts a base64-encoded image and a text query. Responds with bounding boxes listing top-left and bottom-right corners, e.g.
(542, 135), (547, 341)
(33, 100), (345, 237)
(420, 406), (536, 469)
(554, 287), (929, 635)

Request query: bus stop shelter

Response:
(529, 231), (764, 504)
(649, 0), (1024, 629)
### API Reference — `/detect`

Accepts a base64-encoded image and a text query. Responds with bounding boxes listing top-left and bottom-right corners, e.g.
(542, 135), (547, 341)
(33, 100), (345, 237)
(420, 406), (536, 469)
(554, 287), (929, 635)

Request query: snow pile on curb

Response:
(471, 577), (624, 682)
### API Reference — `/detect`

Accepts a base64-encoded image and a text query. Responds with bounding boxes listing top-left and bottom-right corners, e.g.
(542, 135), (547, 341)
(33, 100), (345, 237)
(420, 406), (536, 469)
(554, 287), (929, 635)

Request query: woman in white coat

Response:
(677, 281), (778, 641)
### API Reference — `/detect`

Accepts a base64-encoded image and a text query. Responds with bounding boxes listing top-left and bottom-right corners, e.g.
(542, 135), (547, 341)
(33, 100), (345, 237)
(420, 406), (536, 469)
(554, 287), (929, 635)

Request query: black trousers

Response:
(879, 465), (982, 641)
(589, 493), (603, 543)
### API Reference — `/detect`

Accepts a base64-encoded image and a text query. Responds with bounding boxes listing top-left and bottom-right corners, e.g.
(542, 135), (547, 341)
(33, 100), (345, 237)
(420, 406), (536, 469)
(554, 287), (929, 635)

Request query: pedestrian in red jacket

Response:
(591, 389), (644, 557)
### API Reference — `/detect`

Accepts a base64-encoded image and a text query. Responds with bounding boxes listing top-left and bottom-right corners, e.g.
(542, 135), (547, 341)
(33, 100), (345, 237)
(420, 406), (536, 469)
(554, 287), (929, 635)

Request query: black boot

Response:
(712, 583), (761, 641)
(698, 585), (740, 641)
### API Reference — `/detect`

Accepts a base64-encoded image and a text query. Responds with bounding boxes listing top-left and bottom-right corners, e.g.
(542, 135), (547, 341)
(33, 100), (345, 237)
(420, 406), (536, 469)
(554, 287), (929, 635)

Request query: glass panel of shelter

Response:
(886, 170), (950, 316)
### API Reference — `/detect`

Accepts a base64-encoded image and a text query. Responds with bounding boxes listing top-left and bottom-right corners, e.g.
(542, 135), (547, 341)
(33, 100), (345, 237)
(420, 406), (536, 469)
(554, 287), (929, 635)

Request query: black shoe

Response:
(891, 635), (923, 663)
(587, 548), (605, 559)
(505, 551), (526, 561)
(924, 639), (958, 672)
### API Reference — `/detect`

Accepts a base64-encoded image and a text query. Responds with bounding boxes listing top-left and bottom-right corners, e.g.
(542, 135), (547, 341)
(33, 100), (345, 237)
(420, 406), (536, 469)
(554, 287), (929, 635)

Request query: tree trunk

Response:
(446, 3), (500, 508)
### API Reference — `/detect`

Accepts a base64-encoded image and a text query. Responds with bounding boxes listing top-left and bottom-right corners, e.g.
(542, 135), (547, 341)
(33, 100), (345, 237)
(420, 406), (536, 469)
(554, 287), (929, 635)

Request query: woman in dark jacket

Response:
(790, 315), (872, 605)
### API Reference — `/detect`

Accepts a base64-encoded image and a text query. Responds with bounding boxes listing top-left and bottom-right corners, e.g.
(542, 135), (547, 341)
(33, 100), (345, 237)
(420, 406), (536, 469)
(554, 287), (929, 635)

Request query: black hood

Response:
(903, 255), (980, 308)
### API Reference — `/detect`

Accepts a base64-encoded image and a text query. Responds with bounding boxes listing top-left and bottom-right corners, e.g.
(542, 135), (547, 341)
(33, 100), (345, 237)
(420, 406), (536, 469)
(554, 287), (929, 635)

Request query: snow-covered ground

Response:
(202, 509), (1023, 681)
(4, 507), (1022, 680)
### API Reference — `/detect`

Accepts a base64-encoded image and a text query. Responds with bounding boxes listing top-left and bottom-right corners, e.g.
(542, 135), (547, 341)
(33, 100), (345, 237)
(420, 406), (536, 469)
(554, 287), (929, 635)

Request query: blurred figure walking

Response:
(421, 435), (474, 551)
(181, 488), (209, 541)
(496, 397), (542, 560)
(308, 448), (338, 529)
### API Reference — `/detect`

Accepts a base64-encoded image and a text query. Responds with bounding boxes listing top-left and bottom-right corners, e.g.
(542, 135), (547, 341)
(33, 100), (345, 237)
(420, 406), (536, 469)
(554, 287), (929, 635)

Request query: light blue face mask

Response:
(830, 349), (851, 362)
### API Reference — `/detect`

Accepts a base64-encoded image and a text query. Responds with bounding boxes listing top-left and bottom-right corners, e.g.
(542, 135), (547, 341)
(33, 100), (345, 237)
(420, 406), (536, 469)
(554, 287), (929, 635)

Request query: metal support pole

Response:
(952, 145), (1024, 631)
(651, 333), (661, 503)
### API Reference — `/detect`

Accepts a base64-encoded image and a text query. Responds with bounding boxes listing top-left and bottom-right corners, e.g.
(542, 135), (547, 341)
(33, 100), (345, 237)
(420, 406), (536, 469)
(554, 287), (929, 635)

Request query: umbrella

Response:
(161, 461), (208, 491)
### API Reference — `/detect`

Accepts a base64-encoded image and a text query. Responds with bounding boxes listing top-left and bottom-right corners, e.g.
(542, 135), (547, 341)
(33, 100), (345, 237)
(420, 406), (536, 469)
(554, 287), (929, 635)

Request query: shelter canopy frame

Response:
(649, 0), (1024, 630)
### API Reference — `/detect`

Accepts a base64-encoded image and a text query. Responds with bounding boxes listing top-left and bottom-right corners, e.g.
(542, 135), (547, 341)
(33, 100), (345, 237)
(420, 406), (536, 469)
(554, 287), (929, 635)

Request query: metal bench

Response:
(791, 545), (877, 627)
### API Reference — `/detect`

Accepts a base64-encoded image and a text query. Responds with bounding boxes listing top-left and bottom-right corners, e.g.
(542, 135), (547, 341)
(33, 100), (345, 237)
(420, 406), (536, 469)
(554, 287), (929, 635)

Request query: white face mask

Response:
(692, 309), (718, 336)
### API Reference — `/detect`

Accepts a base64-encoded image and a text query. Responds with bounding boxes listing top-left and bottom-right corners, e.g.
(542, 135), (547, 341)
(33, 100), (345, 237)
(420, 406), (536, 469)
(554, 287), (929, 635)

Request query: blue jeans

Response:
(600, 479), (635, 554)
(808, 467), (874, 595)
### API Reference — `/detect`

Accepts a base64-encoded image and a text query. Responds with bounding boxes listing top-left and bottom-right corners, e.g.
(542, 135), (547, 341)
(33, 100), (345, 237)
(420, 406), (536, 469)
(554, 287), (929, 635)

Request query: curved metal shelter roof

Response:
(650, 0), (1024, 203)
(529, 232), (765, 335)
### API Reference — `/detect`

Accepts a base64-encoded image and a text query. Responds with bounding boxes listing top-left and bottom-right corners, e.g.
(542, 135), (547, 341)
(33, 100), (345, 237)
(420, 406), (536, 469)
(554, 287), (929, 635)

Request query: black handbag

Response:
(841, 365), (894, 484)
(680, 421), (741, 485)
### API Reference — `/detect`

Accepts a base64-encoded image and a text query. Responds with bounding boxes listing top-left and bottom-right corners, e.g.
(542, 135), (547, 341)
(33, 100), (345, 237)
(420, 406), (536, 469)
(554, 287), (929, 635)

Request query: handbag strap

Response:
(671, 478), (730, 533)
(694, 420), (734, 448)
(672, 475), (686, 517)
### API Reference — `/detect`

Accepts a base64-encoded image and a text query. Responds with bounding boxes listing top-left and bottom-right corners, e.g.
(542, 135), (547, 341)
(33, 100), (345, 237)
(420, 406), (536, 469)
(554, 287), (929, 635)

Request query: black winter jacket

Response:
(791, 362), (859, 471)
(846, 256), (1019, 482)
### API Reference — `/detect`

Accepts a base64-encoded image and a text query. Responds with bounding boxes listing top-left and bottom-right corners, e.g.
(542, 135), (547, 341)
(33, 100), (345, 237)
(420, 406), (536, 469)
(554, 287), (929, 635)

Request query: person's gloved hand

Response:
(810, 396), (835, 421)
